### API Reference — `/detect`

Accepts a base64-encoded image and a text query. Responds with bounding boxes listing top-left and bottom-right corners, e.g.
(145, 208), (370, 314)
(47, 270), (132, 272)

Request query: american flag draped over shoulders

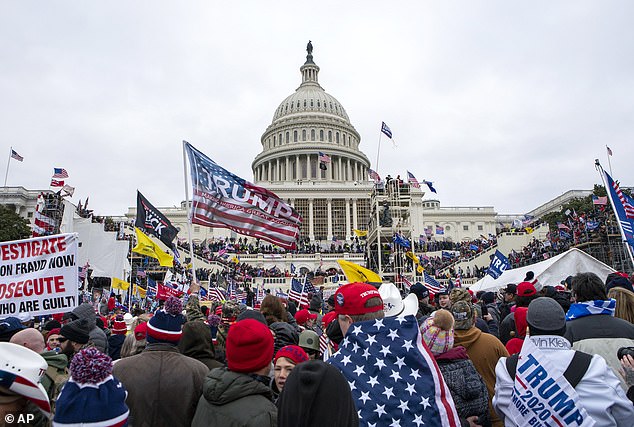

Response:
(328, 315), (459, 427)
(184, 141), (302, 249)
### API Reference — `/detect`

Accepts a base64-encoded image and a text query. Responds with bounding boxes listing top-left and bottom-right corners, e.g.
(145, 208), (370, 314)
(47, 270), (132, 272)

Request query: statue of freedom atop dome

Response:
(307, 40), (313, 55)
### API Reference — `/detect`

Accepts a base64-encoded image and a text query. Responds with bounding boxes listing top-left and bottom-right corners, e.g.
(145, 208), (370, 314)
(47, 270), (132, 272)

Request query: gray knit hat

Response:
(527, 297), (565, 331)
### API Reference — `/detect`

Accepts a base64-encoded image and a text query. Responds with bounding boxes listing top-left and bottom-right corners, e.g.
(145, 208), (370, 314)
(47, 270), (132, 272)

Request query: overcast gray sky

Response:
(2, 1), (633, 217)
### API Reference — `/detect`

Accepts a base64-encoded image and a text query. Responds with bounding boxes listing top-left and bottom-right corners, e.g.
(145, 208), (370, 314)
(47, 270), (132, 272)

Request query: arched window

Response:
(285, 132), (289, 143)
(311, 129), (315, 140)
(293, 130), (298, 142)
(319, 130), (324, 141)
(302, 129), (307, 141)
(328, 131), (332, 142)
(336, 132), (340, 143)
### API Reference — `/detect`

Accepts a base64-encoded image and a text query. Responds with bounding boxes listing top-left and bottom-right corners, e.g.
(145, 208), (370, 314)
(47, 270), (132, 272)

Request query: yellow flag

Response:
(133, 284), (147, 298)
(337, 259), (382, 285)
(112, 277), (131, 290)
(353, 229), (368, 237)
(405, 251), (420, 265)
(231, 256), (239, 264)
(417, 264), (425, 274)
(525, 227), (534, 234)
(132, 228), (174, 267)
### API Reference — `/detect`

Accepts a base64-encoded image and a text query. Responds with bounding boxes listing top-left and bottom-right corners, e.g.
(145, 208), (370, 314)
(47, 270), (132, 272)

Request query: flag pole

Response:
(595, 160), (634, 268)
(606, 145), (613, 176)
(375, 132), (382, 174)
(182, 141), (197, 288)
(3, 147), (12, 188)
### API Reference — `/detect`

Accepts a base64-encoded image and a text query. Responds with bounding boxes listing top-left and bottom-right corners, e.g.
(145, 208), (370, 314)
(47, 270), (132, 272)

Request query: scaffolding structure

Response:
(366, 178), (418, 289)
(33, 192), (65, 236)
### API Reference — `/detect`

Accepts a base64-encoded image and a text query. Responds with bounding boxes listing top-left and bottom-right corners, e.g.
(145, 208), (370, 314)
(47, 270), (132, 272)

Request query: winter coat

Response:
(178, 320), (223, 370)
(40, 350), (68, 410)
(435, 346), (489, 424)
(498, 312), (515, 345)
(494, 335), (634, 426)
(71, 303), (108, 353)
(564, 313), (634, 390)
(107, 334), (126, 361)
(191, 367), (277, 427)
(454, 326), (508, 427)
(113, 342), (209, 427)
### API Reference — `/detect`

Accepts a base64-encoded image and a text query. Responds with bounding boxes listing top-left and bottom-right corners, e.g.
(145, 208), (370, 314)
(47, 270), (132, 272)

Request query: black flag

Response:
(135, 191), (178, 248)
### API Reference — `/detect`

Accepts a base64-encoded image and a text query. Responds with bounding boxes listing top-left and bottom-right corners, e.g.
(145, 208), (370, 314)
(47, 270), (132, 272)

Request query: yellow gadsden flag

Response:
(111, 277), (131, 291)
(133, 284), (147, 298)
(353, 229), (368, 237)
(337, 259), (382, 285)
(132, 227), (174, 267)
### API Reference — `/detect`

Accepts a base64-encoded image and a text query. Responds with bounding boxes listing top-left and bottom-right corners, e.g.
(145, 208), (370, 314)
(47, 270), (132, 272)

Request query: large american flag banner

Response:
(288, 278), (309, 306)
(329, 315), (459, 426)
(184, 141), (302, 249)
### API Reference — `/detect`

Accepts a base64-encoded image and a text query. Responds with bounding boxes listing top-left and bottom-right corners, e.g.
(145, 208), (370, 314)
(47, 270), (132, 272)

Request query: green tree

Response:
(0, 205), (31, 242)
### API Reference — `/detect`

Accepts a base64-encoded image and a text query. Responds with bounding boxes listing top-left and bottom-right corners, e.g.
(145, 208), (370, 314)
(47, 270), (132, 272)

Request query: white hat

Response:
(378, 282), (419, 317)
(0, 342), (51, 418)
(123, 312), (134, 330)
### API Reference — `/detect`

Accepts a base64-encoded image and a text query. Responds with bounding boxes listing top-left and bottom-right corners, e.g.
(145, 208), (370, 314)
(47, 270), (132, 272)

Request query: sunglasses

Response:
(58, 337), (68, 343)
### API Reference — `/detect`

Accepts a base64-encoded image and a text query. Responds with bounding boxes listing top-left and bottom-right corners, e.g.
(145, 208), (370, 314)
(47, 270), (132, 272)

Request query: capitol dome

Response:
(252, 43), (370, 185)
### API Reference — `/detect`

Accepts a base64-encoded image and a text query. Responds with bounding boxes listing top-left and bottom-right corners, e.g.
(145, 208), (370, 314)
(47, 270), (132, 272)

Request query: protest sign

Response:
(0, 233), (79, 317)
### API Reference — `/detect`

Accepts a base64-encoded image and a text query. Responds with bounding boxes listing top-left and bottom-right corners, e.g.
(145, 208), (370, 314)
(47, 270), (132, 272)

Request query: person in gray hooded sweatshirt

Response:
(68, 303), (108, 353)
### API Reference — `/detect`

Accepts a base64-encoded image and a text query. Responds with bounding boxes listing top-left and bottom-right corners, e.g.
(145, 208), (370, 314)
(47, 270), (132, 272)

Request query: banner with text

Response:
(0, 233), (79, 317)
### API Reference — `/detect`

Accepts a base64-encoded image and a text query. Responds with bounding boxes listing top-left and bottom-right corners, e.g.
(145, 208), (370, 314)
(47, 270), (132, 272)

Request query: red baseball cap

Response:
(294, 309), (317, 326)
(334, 283), (383, 316)
(517, 281), (537, 297)
(321, 311), (337, 329)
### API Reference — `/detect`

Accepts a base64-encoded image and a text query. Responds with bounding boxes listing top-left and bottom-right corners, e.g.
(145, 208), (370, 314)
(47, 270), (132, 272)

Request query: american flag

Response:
(136, 269), (147, 278)
(319, 333), (329, 355)
(289, 278), (310, 306)
(78, 262), (90, 279)
(407, 171), (420, 189)
(50, 179), (64, 187)
(368, 169), (381, 183)
(328, 315), (459, 426)
(399, 274), (413, 289)
(423, 272), (442, 294)
(318, 152), (331, 163)
(454, 273), (462, 288)
(10, 149), (23, 162)
(184, 141), (302, 250)
(32, 211), (57, 237)
(209, 286), (227, 302)
(606, 171), (634, 219)
(52, 168), (69, 178)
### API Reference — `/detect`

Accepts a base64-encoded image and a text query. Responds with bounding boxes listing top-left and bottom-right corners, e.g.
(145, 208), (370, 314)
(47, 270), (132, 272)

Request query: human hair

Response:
(608, 287), (634, 324)
(515, 294), (539, 308)
(342, 297), (385, 323)
(120, 333), (146, 358)
(260, 295), (287, 325)
(571, 272), (607, 302)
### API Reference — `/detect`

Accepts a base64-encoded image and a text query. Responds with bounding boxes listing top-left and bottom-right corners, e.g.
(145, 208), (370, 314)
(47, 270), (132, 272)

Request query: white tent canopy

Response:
(470, 248), (615, 293)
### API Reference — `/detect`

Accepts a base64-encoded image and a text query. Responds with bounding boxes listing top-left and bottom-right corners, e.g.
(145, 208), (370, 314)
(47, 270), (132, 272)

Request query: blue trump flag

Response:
(605, 170), (634, 250)
(328, 315), (459, 426)
(486, 250), (510, 279)
(392, 233), (411, 249)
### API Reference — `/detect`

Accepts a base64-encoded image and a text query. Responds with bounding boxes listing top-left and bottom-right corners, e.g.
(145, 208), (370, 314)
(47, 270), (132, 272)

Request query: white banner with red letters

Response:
(0, 233), (79, 317)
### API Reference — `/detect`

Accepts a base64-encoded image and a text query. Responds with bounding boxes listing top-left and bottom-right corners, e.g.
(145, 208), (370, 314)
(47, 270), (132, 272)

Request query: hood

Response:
(40, 350), (68, 369)
(178, 321), (216, 362)
(453, 327), (482, 351)
(270, 321), (298, 354)
(434, 345), (469, 361)
(202, 367), (271, 405)
(71, 303), (97, 329)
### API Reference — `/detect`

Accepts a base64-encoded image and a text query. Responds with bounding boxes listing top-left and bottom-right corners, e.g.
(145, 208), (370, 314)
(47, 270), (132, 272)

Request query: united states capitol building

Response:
(4, 44), (562, 273)
(126, 44), (501, 272)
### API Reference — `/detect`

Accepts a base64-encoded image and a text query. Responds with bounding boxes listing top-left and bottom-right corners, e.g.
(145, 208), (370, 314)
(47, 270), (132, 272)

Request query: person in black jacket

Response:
(278, 360), (359, 427)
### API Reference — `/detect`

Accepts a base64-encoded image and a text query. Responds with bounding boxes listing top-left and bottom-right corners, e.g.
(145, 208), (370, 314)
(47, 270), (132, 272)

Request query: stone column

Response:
(327, 199), (333, 240)
(345, 198), (351, 240)
(352, 199), (358, 231)
(309, 199), (314, 240)
(346, 158), (351, 181)
(295, 154), (300, 180)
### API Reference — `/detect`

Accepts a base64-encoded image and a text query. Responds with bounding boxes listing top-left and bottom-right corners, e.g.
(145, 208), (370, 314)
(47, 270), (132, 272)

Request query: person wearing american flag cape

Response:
(328, 282), (460, 426)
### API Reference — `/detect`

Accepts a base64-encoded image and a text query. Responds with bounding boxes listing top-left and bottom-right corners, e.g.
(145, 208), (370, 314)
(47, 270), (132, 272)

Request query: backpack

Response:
(505, 350), (592, 388)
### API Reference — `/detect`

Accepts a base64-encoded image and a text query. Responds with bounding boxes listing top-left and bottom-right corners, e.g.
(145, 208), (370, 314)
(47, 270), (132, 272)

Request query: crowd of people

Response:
(3, 269), (634, 426)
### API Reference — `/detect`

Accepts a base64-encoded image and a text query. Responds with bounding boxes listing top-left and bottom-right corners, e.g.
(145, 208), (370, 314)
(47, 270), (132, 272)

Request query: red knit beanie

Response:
(226, 319), (274, 373)
(274, 345), (309, 365)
